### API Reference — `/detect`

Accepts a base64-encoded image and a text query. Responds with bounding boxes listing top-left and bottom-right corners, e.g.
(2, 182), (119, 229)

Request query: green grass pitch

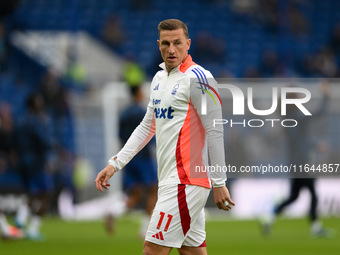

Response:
(1, 216), (339, 255)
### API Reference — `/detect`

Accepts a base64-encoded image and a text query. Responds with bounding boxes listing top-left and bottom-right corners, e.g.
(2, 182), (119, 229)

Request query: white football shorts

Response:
(145, 184), (210, 248)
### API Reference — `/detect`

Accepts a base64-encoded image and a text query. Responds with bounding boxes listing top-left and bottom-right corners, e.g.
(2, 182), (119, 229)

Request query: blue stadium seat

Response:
(5, 0), (340, 79)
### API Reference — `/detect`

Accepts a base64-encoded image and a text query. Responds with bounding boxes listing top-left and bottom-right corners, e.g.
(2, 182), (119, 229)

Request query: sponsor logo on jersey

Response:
(154, 106), (174, 119)
(153, 83), (159, 90)
(153, 99), (161, 105)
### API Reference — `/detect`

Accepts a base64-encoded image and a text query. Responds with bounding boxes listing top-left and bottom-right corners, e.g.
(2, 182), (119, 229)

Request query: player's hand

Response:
(95, 164), (116, 192)
(213, 186), (235, 211)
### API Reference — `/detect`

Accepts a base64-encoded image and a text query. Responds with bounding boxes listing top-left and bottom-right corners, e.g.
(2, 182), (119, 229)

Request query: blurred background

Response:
(0, 0), (339, 254)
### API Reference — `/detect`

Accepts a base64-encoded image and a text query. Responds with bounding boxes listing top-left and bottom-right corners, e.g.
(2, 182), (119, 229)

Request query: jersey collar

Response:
(159, 55), (196, 74)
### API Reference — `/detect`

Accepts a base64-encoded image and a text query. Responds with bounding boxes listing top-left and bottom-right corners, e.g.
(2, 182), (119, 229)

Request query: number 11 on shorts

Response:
(156, 211), (173, 232)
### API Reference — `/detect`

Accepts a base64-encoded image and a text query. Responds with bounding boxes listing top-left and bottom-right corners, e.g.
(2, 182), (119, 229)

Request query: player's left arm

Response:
(190, 73), (235, 211)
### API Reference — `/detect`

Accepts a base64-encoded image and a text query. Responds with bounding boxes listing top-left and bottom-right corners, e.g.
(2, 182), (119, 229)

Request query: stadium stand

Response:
(4, 0), (340, 78)
(0, 0), (340, 198)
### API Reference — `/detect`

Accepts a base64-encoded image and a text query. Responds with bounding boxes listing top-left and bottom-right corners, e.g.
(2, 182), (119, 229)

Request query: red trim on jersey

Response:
(179, 55), (196, 73)
(178, 184), (191, 236)
(176, 126), (191, 185)
(187, 103), (210, 187)
(199, 240), (207, 247)
(176, 101), (211, 188)
(176, 103), (192, 185)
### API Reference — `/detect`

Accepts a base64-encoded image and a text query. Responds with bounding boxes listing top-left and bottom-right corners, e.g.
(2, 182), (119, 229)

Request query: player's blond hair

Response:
(158, 19), (189, 39)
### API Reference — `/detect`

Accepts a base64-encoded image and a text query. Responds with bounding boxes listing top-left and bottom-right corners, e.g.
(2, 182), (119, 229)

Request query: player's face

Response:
(157, 29), (191, 72)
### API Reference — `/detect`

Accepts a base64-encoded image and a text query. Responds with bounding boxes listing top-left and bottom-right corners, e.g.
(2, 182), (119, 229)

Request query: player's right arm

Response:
(95, 164), (116, 192)
(95, 82), (156, 192)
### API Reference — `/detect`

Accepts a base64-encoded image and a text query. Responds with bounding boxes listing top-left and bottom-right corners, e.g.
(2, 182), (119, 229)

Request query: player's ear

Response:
(186, 38), (191, 51)
(157, 40), (161, 49)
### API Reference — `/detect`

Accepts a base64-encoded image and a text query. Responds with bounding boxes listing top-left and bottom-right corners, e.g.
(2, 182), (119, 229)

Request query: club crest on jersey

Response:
(171, 83), (180, 95)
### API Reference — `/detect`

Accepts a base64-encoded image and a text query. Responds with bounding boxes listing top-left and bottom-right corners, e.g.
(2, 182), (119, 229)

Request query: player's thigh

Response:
(145, 185), (185, 248)
(145, 185), (210, 248)
(143, 240), (172, 255)
(177, 246), (207, 255)
(182, 209), (206, 247)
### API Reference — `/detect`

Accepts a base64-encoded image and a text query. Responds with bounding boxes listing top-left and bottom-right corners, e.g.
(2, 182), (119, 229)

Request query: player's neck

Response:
(165, 54), (189, 73)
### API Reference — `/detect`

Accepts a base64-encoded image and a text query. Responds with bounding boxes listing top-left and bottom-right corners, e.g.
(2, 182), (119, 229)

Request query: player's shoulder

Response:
(150, 70), (165, 88)
(154, 69), (166, 80)
(184, 64), (214, 80)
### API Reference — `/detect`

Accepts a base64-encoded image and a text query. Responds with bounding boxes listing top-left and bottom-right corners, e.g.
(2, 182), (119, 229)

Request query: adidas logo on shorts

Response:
(152, 231), (164, 240)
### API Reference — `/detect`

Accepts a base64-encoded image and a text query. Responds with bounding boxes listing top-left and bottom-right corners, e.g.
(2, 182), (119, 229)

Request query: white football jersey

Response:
(109, 55), (227, 188)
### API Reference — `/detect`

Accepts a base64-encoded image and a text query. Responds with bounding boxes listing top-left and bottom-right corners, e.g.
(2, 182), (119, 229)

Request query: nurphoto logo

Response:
(199, 81), (312, 128)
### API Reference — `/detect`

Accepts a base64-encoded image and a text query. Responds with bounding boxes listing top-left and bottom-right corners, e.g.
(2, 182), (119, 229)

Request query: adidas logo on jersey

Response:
(152, 231), (164, 240)
(153, 84), (159, 90)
